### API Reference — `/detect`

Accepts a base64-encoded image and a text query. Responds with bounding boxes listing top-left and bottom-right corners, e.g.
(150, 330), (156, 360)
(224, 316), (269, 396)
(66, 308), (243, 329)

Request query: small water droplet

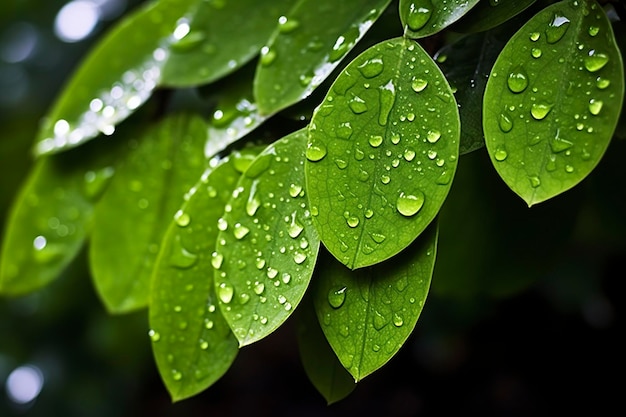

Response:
(278, 15), (299, 33)
(494, 147), (508, 161)
(148, 329), (161, 342)
(267, 267), (278, 279)
(403, 148), (416, 161)
(426, 130), (441, 143)
(370, 232), (386, 243)
(255, 258), (266, 269)
(531, 48), (542, 58)
(217, 217), (228, 231)
(306, 139), (327, 161)
(293, 251), (307, 264)
(254, 282), (265, 295)
(358, 57), (384, 78)
(172, 370), (183, 381)
(174, 209), (190, 227)
(260, 46), (276, 66)
(238, 293), (250, 305)
(349, 96), (368, 114)
(530, 102), (553, 120)
(328, 286), (347, 309)
(588, 26), (599, 37)
(499, 112), (513, 132)
(584, 50), (609, 72)
(588, 99), (603, 115)
(289, 183), (303, 198)
(545, 14), (570, 43)
(369, 135), (383, 147)
(507, 65), (529, 93)
(393, 313), (404, 327)
(411, 77), (428, 92)
(529, 175), (541, 188)
(233, 223), (250, 239)
(335, 158), (348, 169)
(288, 213), (304, 238)
(218, 282), (234, 304)
(596, 77), (610, 89)
(529, 32), (540, 41)
(347, 216), (360, 228)
(406, 0), (433, 31)
(211, 251), (224, 269)
(396, 191), (425, 217)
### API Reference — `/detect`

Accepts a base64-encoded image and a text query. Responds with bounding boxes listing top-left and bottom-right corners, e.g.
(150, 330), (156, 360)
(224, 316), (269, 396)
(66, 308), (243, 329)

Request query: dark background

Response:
(1, 1), (623, 416)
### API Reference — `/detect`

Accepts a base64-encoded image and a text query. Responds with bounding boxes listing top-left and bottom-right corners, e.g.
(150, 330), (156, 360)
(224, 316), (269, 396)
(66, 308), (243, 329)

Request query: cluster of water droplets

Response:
(492, 3), (613, 187)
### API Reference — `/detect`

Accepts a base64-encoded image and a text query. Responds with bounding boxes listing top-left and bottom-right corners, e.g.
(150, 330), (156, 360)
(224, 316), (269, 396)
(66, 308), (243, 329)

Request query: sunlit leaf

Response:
(399, 0), (479, 39)
(0, 128), (129, 295)
(149, 149), (262, 401)
(296, 294), (355, 404)
(90, 114), (209, 313)
(306, 37), (459, 269)
(313, 222), (437, 381)
(215, 129), (320, 346)
(34, 0), (295, 156)
(484, 0), (625, 206)
(254, 0), (391, 115)
(452, 0), (538, 33)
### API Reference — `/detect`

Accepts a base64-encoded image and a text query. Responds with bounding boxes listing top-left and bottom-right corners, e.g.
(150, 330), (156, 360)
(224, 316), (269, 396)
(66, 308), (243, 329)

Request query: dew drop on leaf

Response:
(550, 130), (573, 153)
(530, 102), (553, 120)
(233, 223), (250, 239)
(584, 50), (609, 72)
(494, 147), (508, 161)
(148, 329), (161, 342)
(378, 80), (396, 126)
(173, 209), (191, 227)
(588, 99), (603, 115)
(406, 0), (433, 31)
(426, 129), (441, 143)
(211, 251), (224, 269)
(328, 286), (347, 309)
(499, 112), (513, 132)
(545, 13), (570, 44)
(531, 47), (542, 58)
(218, 282), (234, 304)
(411, 77), (428, 92)
(396, 191), (425, 217)
(507, 66), (529, 93)
(357, 57), (384, 78)
(306, 140), (327, 161)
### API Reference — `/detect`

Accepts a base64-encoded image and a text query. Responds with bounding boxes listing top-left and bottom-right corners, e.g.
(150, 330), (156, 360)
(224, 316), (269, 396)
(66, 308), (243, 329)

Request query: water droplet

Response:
(169, 235), (198, 269)
(588, 99), (603, 115)
(494, 147), (508, 161)
(411, 77), (428, 92)
(255, 258), (266, 269)
(507, 66), (529, 93)
(596, 77), (610, 89)
(530, 102), (553, 120)
(337, 122), (353, 139)
(217, 217), (228, 231)
(403, 148), (416, 161)
(499, 112), (513, 132)
(358, 57), (384, 78)
(288, 213), (304, 238)
(293, 251), (307, 264)
(396, 191), (425, 217)
(218, 283), (234, 304)
(531, 48), (542, 58)
(393, 313), (404, 327)
(306, 139), (327, 161)
(584, 50), (609, 72)
(253, 282), (265, 295)
(370, 232), (386, 243)
(378, 80), (396, 126)
(233, 223), (250, 239)
(369, 135), (383, 147)
(174, 209), (190, 227)
(211, 251), (223, 269)
(529, 32), (540, 41)
(267, 267), (278, 279)
(529, 175), (541, 188)
(349, 96), (368, 114)
(260, 46), (276, 66)
(588, 26), (599, 37)
(426, 130), (441, 143)
(148, 329), (161, 342)
(171, 31), (206, 52)
(328, 286), (347, 309)
(347, 216), (360, 228)
(406, 0), (433, 31)
(172, 370), (183, 381)
(289, 183), (303, 198)
(238, 293), (250, 305)
(545, 14), (570, 43)
(278, 15), (299, 33)
(550, 129), (573, 153)
(334, 158), (348, 169)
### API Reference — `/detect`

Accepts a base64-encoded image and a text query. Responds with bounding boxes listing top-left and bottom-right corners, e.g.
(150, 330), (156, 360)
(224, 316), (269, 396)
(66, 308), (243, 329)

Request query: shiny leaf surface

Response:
(400, 0), (479, 38)
(484, 0), (625, 206)
(306, 37), (459, 269)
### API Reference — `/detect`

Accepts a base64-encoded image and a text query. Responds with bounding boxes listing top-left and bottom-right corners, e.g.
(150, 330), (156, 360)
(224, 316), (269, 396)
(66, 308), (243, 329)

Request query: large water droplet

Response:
(306, 139), (327, 161)
(378, 80), (396, 126)
(396, 191), (425, 217)
(328, 286), (347, 308)
(507, 66), (529, 93)
(588, 99), (603, 115)
(347, 216), (360, 228)
(545, 14), (570, 43)
(531, 47), (542, 58)
(426, 130), (441, 143)
(218, 282), (234, 304)
(530, 102), (553, 120)
(406, 0), (433, 31)
(584, 50), (609, 72)
(358, 57), (384, 78)
(411, 77), (428, 92)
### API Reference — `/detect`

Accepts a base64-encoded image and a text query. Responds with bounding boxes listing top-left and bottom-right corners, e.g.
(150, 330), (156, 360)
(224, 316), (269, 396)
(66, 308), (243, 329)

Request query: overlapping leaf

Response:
(34, 0), (295, 155)
(399, 0), (479, 38)
(254, 0), (391, 115)
(313, 222), (437, 381)
(484, 0), (625, 206)
(90, 114), (209, 313)
(149, 149), (262, 401)
(296, 294), (355, 404)
(452, 0), (538, 33)
(306, 37), (459, 269)
(214, 129), (320, 346)
(0, 138), (119, 295)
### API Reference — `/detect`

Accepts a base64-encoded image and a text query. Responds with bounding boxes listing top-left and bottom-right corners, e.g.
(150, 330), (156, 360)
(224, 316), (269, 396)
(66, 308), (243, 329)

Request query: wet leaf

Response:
(215, 129), (320, 346)
(400, 0), (479, 39)
(34, 0), (295, 156)
(254, 0), (391, 115)
(149, 150), (262, 401)
(296, 293), (356, 404)
(452, 0), (538, 33)
(90, 114), (209, 313)
(484, 0), (625, 206)
(312, 222), (437, 381)
(0, 138), (119, 295)
(306, 37), (459, 269)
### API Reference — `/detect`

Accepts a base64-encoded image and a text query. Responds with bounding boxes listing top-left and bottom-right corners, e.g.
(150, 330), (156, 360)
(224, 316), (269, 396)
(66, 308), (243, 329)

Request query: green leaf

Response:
(34, 0), (295, 156)
(399, 0), (479, 39)
(0, 139), (118, 295)
(452, 0), (538, 33)
(149, 150), (263, 401)
(306, 37), (459, 269)
(296, 294), (355, 404)
(313, 222), (437, 381)
(435, 30), (508, 154)
(254, 0), (391, 115)
(484, 0), (625, 206)
(215, 129), (320, 346)
(90, 114), (209, 313)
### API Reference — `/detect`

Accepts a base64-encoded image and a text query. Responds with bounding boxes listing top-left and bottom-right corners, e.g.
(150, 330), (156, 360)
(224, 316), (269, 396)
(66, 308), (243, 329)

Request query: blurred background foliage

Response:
(1, 0), (623, 415)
